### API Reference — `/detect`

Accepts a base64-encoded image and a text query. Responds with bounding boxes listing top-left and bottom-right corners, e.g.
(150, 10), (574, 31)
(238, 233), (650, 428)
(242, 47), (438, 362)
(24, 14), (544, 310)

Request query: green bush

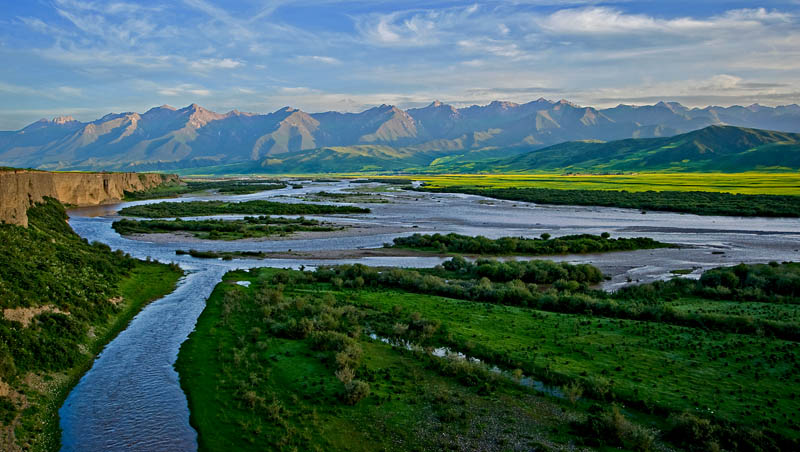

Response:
(342, 380), (370, 405)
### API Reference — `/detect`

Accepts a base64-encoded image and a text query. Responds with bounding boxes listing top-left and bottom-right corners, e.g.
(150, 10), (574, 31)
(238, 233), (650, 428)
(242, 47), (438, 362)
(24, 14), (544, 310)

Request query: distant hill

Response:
(1, 99), (798, 173)
(475, 126), (800, 173)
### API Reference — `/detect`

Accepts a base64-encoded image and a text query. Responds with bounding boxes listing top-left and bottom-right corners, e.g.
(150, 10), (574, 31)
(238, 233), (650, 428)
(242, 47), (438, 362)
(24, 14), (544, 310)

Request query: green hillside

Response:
(489, 125), (800, 173)
(256, 145), (440, 173)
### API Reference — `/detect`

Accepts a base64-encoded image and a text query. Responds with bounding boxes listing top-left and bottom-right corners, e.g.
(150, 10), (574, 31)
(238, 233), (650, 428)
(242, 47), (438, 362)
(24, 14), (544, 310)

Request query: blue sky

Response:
(0, 0), (798, 129)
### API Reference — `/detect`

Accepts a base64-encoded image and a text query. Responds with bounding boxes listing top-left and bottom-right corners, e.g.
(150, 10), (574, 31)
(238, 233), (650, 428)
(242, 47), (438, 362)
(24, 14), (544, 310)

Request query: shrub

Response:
(563, 381), (584, 405)
(576, 405), (654, 451)
(342, 380), (370, 405)
(666, 412), (718, 451)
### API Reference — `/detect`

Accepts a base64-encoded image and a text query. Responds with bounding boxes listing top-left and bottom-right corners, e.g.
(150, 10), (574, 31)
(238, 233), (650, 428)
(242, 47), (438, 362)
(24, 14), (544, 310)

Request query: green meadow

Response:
(178, 262), (800, 452)
(410, 172), (800, 196)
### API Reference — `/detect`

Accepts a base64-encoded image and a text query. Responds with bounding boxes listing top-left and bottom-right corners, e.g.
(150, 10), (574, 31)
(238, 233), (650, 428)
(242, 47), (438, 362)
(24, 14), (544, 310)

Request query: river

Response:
(58, 179), (800, 451)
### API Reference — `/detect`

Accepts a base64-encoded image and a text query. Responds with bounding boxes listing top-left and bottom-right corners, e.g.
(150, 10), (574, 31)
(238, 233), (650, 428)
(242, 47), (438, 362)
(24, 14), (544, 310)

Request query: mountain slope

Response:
(485, 126), (800, 173)
(1, 99), (799, 172)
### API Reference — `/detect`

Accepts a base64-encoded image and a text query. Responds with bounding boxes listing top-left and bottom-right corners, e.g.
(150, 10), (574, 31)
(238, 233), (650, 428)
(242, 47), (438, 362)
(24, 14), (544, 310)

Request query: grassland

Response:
(178, 261), (800, 451)
(178, 269), (637, 451)
(409, 173), (800, 196)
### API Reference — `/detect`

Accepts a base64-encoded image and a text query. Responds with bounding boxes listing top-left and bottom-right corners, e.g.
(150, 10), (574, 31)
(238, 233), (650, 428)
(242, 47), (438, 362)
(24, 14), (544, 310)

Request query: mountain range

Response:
(1, 99), (799, 173)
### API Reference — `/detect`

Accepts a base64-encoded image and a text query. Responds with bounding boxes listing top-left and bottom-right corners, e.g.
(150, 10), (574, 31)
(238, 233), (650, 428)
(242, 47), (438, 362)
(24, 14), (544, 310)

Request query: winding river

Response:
(58, 180), (800, 451)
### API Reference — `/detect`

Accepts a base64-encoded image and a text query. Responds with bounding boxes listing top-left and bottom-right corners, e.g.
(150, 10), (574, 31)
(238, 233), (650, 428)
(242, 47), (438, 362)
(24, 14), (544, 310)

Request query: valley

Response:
(23, 177), (797, 451)
(4, 1), (799, 450)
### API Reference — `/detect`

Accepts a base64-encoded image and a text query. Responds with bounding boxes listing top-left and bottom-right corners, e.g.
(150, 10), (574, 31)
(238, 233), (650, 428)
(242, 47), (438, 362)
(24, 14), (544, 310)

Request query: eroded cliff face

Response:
(0, 170), (179, 226)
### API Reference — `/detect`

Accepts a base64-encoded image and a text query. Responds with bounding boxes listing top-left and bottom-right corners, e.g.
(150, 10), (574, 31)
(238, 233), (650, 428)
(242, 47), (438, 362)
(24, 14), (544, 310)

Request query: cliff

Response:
(0, 169), (180, 226)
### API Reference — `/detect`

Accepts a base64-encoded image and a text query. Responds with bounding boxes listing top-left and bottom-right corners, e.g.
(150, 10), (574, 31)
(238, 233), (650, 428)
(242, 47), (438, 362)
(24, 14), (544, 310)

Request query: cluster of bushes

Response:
(0, 199), (141, 376)
(351, 178), (412, 185)
(175, 249), (269, 260)
(442, 256), (603, 284)
(112, 216), (335, 240)
(699, 262), (800, 300)
(615, 262), (800, 304)
(245, 275), (371, 405)
(185, 180), (286, 195)
(313, 262), (603, 311)
(665, 411), (792, 452)
(313, 261), (800, 341)
(119, 199), (370, 218)
(391, 232), (669, 255)
(417, 186), (800, 217)
(573, 405), (655, 451)
(124, 179), (287, 200)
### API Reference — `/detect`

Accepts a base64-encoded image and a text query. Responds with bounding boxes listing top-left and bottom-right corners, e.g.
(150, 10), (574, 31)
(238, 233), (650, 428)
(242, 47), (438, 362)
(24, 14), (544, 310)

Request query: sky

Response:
(0, 0), (799, 129)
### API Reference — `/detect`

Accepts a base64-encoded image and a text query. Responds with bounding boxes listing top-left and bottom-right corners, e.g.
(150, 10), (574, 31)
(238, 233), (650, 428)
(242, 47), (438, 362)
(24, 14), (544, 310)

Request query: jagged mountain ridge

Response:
(1, 99), (798, 171)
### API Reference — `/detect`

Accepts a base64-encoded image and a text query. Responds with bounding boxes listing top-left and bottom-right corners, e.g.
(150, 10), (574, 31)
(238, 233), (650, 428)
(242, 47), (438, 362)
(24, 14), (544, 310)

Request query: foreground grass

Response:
(179, 263), (800, 451)
(17, 262), (182, 452)
(351, 289), (799, 438)
(178, 271), (596, 451)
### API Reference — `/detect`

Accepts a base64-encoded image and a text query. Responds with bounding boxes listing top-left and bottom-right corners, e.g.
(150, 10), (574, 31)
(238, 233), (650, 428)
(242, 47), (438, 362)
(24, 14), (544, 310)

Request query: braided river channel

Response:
(58, 180), (800, 451)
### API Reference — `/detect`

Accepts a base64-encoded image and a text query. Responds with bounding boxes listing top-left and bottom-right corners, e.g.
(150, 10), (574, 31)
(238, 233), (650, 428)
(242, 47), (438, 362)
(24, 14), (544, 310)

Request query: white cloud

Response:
(189, 58), (244, 71)
(157, 84), (212, 97)
(537, 6), (793, 36)
(458, 38), (525, 59)
(357, 11), (438, 46)
(294, 55), (342, 65)
(355, 4), (483, 47)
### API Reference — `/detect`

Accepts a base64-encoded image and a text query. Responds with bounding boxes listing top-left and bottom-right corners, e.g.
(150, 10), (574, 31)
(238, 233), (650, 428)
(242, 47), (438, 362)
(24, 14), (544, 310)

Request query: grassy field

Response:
(178, 264), (800, 451)
(405, 173), (800, 196)
(669, 298), (800, 323)
(170, 170), (800, 196)
(178, 270), (628, 451)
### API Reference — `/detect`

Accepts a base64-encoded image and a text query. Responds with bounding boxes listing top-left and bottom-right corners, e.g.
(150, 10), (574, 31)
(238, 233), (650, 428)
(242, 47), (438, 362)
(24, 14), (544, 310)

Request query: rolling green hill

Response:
(256, 145), (442, 173)
(485, 125), (800, 173)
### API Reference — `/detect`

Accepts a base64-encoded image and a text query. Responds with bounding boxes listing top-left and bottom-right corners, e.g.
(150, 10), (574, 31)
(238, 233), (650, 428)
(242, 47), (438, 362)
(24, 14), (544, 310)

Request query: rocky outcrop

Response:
(0, 169), (179, 226)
